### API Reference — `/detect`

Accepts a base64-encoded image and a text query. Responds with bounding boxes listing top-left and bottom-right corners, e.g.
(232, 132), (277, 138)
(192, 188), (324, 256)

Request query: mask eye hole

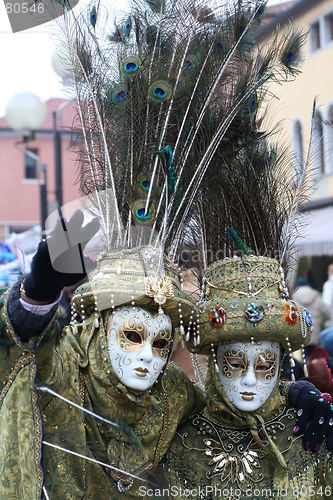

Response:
(255, 361), (272, 372)
(152, 338), (168, 350)
(124, 331), (142, 344)
(227, 358), (245, 370)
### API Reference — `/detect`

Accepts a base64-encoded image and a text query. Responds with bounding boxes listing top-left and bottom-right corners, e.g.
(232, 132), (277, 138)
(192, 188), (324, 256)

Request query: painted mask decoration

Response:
(217, 340), (281, 411)
(107, 306), (172, 392)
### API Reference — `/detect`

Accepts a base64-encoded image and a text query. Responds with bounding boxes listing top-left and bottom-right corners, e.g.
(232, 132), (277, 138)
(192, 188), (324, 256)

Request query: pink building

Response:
(0, 98), (83, 240)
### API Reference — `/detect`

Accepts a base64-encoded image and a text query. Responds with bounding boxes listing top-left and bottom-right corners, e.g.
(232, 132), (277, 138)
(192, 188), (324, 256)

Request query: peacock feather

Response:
(52, 0), (309, 267)
(226, 227), (253, 256)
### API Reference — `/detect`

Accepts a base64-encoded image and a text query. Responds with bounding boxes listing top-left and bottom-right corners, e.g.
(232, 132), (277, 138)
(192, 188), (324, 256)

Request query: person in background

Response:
(304, 269), (316, 289)
(322, 263), (333, 325)
(292, 276), (331, 359)
(320, 325), (333, 358)
(306, 345), (333, 396)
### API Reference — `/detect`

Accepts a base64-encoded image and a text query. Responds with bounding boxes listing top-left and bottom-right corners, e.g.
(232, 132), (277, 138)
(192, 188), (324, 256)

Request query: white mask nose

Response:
(241, 366), (257, 386)
(138, 341), (153, 362)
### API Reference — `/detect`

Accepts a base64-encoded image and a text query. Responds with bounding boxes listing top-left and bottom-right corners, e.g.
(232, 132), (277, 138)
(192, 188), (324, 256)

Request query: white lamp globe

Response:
(51, 45), (73, 81)
(5, 92), (47, 133)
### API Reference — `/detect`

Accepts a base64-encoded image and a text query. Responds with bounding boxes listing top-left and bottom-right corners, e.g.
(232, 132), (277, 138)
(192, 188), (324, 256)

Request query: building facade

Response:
(0, 98), (82, 241)
(259, 0), (333, 291)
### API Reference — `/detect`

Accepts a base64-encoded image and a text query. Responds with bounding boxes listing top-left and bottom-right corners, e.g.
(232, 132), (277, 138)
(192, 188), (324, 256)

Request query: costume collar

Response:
(204, 357), (287, 468)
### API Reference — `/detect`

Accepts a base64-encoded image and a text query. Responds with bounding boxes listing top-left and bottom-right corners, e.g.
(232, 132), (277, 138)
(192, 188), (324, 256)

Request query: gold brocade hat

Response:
(72, 245), (196, 330)
(186, 255), (312, 355)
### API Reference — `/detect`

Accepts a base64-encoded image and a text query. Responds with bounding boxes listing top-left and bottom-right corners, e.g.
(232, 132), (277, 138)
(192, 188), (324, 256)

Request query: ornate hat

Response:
(186, 254), (312, 354)
(72, 245), (196, 330)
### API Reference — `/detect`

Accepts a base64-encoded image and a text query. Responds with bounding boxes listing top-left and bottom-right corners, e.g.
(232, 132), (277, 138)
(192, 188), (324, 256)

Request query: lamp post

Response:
(51, 45), (73, 214)
(5, 92), (48, 231)
(53, 109), (63, 211)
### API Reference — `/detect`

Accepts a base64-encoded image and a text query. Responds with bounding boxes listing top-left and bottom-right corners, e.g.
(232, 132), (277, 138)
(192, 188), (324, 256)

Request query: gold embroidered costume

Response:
(1, 1), (328, 499)
(166, 361), (333, 500)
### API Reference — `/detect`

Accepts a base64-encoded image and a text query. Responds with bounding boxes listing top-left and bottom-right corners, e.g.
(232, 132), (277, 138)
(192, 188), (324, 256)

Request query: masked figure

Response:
(107, 306), (173, 392)
(0, 228), (205, 500)
(217, 340), (281, 412)
(165, 255), (333, 499)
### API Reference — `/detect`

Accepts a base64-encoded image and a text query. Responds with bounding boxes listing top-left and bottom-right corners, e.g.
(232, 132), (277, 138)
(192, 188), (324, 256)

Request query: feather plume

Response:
(52, 0), (308, 265)
(226, 227), (253, 256)
(190, 109), (314, 281)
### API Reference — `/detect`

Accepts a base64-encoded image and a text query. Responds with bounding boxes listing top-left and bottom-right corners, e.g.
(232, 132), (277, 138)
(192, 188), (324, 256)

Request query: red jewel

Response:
(320, 392), (333, 404)
(284, 304), (299, 325)
(208, 306), (227, 328)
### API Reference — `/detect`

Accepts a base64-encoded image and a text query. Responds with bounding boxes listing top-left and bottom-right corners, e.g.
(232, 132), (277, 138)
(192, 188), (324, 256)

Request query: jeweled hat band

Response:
(186, 255), (312, 354)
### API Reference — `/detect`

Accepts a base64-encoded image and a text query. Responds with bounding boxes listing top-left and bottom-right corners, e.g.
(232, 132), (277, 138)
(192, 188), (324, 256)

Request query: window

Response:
(293, 120), (304, 178)
(310, 10), (333, 53)
(312, 111), (325, 175)
(310, 20), (321, 52)
(324, 11), (333, 44)
(24, 148), (38, 179)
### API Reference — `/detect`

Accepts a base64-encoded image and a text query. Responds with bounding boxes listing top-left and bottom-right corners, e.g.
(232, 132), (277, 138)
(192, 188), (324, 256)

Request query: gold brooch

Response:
(144, 275), (174, 313)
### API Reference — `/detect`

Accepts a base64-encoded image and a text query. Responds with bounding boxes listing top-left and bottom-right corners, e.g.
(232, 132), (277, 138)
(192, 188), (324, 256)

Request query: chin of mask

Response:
(217, 341), (281, 412)
(107, 306), (173, 392)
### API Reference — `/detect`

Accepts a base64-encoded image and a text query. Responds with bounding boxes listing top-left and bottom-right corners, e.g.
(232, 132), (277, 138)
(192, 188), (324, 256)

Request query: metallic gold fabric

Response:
(166, 407), (333, 500)
(187, 256), (312, 354)
(164, 358), (333, 500)
(72, 246), (196, 328)
(0, 290), (205, 499)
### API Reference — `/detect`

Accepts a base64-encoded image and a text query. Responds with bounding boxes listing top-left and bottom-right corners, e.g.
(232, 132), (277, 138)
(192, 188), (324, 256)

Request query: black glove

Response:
(289, 380), (333, 451)
(23, 210), (100, 302)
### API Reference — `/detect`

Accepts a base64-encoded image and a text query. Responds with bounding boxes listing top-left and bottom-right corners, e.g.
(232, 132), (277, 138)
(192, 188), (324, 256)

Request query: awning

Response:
(294, 206), (333, 257)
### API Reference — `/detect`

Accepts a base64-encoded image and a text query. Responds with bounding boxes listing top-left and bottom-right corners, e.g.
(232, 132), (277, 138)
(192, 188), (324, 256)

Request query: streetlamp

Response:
(51, 45), (73, 87)
(51, 45), (74, 214)
(5, 92), (48, 231)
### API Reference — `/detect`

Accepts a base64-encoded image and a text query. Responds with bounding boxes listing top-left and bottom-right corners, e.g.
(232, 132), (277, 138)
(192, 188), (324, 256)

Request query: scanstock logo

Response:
(3, 0), (79, 33)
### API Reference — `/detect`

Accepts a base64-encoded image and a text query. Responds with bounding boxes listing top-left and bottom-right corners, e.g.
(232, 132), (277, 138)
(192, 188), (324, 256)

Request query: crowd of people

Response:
(287, 266), (333, 393)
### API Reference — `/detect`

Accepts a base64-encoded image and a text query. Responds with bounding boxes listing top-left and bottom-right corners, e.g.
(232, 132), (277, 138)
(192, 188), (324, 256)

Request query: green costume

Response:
(0, 284), (204, 500)
(165, 359), (333, 500)
(2, 2), (332, 498)
(161, 255), (333, 500)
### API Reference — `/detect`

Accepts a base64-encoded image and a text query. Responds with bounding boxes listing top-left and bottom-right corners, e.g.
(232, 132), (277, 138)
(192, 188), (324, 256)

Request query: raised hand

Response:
(23, 210), (100, 302)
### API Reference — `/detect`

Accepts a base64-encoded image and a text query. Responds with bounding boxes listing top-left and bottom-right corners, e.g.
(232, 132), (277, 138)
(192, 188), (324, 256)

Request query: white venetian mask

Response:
(107, 306), (172, 392)
(217, 341), (281, 412)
